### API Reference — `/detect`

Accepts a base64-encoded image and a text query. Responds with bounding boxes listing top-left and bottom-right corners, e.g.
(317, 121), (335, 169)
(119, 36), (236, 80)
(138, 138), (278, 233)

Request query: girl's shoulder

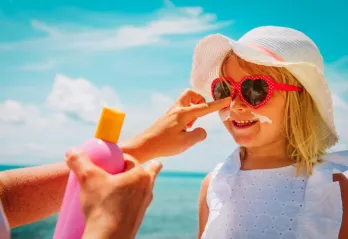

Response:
(204, 151), (241, 207)
(200, 172), (212, 192)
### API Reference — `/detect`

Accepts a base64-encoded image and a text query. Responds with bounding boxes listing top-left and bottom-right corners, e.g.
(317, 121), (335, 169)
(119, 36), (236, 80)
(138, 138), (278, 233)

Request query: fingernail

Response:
(151, 159), (163, 167)
(65, 148), (79, 158)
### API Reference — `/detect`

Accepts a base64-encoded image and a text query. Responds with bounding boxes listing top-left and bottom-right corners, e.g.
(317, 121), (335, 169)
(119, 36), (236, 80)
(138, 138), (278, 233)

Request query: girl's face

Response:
(221, 56), (287, 148)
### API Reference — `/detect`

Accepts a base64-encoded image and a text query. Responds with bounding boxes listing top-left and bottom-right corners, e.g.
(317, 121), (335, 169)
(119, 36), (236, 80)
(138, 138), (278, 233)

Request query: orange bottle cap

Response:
(94, 107), (125, 144)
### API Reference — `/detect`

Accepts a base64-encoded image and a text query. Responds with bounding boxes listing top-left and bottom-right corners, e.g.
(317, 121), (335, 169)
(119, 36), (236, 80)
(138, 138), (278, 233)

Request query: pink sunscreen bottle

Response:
(53, 107), (126, 239)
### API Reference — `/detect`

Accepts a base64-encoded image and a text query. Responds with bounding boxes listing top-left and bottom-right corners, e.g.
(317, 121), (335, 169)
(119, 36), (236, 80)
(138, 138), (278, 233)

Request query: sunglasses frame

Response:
(211, 75), (303, 109)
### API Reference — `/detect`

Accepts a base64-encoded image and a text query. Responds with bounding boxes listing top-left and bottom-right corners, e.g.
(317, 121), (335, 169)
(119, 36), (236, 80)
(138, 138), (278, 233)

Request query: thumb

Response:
(145, 160), (163, 184)
(185, 127), (207, 146)
(65, 149), (102, 185)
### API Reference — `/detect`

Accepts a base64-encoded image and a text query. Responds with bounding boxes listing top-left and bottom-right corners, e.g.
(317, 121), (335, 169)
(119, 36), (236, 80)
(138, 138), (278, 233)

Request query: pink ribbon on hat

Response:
(248, 42), (284, 62)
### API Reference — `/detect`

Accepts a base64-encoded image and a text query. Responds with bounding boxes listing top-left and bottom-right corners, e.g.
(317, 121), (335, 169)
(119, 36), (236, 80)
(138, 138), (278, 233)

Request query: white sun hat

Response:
(190, 25), (338, 148)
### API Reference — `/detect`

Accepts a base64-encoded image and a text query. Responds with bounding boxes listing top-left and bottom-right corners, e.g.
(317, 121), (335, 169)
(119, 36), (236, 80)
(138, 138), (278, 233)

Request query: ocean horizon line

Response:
(0, 164), (209, 177)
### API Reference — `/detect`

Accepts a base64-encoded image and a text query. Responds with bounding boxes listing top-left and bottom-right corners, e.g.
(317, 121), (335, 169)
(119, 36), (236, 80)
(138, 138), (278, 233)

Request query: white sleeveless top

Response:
(224, 165), (307, 238)
(202, 148), (348, 239)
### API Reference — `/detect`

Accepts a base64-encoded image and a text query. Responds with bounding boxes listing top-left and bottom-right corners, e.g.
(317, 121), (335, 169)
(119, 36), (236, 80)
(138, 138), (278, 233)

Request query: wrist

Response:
(84, 215), (138, 239)
(83, 224), (116, 239)
(120, 133), (156, 164)
(84, 215), (133, 239)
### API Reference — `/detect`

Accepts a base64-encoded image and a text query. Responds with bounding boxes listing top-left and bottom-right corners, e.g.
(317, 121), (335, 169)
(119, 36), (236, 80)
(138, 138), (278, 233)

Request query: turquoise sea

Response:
(0, 165), (206, 239)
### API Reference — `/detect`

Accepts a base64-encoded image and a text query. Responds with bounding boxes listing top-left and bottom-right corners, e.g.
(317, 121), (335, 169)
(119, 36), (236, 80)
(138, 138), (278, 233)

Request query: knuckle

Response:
(183, 88), (192, 94)
(66, 152), (79, 163)
(67, 151), (86, 164)
(174, 108), (187, 122)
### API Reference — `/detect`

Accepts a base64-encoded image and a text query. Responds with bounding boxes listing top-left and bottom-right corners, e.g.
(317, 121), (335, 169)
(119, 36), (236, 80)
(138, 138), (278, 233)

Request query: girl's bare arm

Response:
(198, 173), (211, 239)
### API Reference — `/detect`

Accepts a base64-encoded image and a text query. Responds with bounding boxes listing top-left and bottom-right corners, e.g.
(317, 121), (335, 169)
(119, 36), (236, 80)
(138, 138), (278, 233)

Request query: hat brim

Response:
(190, 34), (338, 148)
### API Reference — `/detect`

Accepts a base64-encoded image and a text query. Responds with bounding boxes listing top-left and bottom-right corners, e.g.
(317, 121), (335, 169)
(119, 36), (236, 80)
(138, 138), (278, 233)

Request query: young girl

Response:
(191, 26), (348, 239)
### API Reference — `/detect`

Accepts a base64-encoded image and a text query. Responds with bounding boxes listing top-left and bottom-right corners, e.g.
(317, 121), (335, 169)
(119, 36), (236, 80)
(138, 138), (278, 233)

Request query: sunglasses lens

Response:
(213, 80), (231, 100)
(241, 79), (269, 106)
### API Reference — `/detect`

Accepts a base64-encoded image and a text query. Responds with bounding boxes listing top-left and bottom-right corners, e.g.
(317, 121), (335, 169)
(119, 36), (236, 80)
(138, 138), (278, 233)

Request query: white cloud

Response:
(47, 74), (123, 123)
(0, 100), (40, 124)
(0, 3), (232, 53)
(0, 99), (71, 162)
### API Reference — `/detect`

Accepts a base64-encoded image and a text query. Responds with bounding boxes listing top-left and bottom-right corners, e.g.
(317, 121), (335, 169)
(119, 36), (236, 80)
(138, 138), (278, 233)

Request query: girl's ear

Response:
(333, 173), (348, 238)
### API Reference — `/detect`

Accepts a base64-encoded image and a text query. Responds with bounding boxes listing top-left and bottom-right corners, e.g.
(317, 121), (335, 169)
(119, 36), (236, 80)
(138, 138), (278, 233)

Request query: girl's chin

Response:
(228, 127), (259, 147)
(233, 136), (255, 147)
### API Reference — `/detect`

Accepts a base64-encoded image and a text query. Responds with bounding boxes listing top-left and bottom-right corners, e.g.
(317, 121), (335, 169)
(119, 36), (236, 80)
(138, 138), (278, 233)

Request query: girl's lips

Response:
(232, 120), (258, 129)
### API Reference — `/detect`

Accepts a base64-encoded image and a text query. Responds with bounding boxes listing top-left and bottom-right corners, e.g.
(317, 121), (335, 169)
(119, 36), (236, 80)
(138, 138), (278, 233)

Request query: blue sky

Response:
(0, 0), (348, 172)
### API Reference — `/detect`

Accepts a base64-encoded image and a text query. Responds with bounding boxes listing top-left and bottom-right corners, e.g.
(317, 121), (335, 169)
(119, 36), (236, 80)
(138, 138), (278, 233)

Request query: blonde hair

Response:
(219, 50), (327, 175)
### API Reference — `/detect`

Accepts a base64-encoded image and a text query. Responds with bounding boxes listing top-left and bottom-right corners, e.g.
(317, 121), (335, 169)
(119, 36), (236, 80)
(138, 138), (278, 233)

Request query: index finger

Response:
(184, 97), (231, 118)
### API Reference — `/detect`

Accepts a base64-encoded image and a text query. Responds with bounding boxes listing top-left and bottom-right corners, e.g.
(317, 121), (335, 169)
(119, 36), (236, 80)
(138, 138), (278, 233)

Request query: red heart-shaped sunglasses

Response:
(211, 75), (303, 109)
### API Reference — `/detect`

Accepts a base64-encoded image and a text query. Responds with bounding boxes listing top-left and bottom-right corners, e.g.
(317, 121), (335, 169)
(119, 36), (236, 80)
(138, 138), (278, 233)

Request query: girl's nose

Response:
(230, 94), (248, 113)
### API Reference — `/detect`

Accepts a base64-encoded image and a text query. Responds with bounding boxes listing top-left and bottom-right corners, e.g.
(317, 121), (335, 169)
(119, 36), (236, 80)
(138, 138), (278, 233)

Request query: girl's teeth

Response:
(233, 120), (257, 127)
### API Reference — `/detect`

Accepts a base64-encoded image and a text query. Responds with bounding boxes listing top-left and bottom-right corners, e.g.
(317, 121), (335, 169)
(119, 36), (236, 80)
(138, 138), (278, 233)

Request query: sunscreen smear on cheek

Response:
(218, 100), (235, 122)
(219, 108), (230, 121)
(251, 112), (272, 124)
(230, 100), (235, 108)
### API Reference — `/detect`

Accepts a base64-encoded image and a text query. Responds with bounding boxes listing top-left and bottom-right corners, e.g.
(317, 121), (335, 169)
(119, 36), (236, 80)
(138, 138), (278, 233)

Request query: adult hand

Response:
(121, 89), (231, 163)
(65, 150), (162, 239)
